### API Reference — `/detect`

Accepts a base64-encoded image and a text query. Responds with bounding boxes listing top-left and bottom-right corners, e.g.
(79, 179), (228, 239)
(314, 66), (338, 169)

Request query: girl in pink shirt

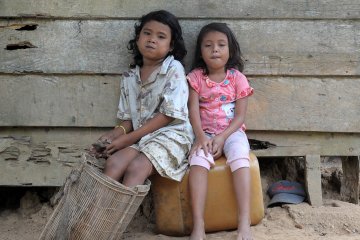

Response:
(187, 22), (254, 240)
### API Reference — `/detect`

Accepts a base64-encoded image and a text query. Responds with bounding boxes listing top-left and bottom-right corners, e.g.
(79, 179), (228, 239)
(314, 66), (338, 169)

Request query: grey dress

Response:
(117, 56), (194, 181)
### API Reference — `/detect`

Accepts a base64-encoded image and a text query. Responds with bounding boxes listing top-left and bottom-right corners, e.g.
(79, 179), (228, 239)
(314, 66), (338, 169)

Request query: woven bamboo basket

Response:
(40, 154), (151, 240)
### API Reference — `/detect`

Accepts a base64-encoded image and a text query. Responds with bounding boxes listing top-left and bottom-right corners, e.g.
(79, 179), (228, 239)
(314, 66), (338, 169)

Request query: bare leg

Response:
(122, 153), (154, 187)
(104, 147), (139, 181)
(189, 166), (208, 240)
(232, 167), (252, 240)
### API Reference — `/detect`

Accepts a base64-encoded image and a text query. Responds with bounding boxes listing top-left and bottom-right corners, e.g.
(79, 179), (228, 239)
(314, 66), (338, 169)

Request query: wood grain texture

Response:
(247, 77), (360, 132)
(247, 131), (360, 156)
(1, 75), (359, 133)
(1, 0), (360, 19)
(1, 0), (360, 187)
(305, 154), (323, 206)
(0, 136), (82, 186)
(1, 20), (359, 75)
(2, 129), (360, 156)
(340, 156), (359, 204)
(0, 75), (120, 126)
(2, 130), (359, 185)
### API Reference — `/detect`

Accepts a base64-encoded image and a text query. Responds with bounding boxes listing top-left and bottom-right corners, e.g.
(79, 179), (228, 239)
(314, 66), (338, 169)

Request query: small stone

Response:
(295, 223), (303, 229)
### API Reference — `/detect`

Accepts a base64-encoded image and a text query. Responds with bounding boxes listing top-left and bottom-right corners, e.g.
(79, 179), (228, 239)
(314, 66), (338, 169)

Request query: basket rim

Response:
(82, 155), (151, 195)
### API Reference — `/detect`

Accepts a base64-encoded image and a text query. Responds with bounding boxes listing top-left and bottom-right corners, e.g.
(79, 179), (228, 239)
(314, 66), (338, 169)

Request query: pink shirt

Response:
(187, 68), (253, 135)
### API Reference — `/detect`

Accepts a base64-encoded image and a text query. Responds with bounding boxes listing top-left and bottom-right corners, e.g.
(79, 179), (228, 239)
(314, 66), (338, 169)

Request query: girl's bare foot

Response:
(237, 222), (252, 240)
(189, 221), (206, 240)
(189, 230), (206, 240)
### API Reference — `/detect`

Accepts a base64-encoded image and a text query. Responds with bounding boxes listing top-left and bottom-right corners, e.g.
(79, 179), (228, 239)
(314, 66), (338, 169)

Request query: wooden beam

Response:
(0, 136), (82, 186)
(305, 155), (322, 206)
(2, 128), (360, 156)
(0, 127), (108, 145)
(1, 0), (359, 19)
(1, 20), (359, 75)
(248, 131), (360, 157)
(1, 130), (360, 186)
(341, 156), (360, 204)
(247, 77), (360, 132)
(0, 75), (120, 127)
(1, 76), (360, 133)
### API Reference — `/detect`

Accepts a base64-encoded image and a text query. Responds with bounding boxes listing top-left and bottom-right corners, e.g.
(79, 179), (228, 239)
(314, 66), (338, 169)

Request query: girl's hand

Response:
(190, 134), (212, 157)
(89, 140), (109, 158)
(211, 135), (225, 159)
(88, 128), (125, 157)
(98, 128), (124, 144)
(105, 134), (131, 156)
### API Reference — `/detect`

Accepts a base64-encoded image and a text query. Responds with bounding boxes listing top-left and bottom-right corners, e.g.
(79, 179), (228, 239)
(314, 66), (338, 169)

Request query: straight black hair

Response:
(192, 22), (244, 74)
(127, 10), (187, 68)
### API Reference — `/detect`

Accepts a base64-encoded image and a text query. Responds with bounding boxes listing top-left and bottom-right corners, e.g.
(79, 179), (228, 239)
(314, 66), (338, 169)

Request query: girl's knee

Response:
(124, 160), (142, 176)
(104, 155), (125, 179)
(189, 151), (214, 170)
(123, 159), (152, 187)
(228, 158), (250, 172)
(124, 156), (153, 179)
(105, 155), (118, 170)
(189, 157), (211, 170)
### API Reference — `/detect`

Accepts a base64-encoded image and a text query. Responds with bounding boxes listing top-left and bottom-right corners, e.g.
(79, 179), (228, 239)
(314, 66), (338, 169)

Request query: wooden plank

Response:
(1, 130), (359, 186)
(0, 20), (134, 74)
(1, 0), (360, 19)
(305, 155), (323, 206)
(0, 127), (108, 145)
(340, 156), (359, 204)
(247, 77), (360, 132)
(0, 75), (120, 127)
(3, 129), (360, 156)
(0, 136), (82, 186)
(1, 20), (359, 75)
(1, 129), (360, 156)
(247, 131), (360, 157)
(1, 75), (359, 133)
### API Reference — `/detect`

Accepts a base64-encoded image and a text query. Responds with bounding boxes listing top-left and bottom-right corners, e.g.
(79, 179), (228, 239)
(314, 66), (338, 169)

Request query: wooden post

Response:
(305, 155), (322, 206)
(341, 156), (360, 204)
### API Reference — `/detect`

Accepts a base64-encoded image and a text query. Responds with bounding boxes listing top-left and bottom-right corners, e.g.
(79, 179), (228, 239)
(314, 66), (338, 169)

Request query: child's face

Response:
(200, 31), (229, 73)
(136, 20), (173, 65)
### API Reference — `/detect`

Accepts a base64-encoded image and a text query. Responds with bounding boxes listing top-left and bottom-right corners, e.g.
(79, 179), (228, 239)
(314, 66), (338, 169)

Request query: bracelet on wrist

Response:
(115, 124), (126, 134)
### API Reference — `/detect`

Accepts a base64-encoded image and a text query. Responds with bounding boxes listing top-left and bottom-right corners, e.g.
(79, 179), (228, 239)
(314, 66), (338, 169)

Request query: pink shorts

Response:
(189, 130), (250, 172)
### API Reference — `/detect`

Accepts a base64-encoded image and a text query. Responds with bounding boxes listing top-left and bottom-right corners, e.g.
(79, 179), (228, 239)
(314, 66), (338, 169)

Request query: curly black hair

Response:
(127, 10), (187, 68)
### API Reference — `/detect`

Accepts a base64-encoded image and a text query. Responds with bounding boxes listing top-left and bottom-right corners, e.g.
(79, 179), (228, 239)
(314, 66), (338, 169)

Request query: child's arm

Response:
(212, 97), (248, 159)
(105, 113), (174, 155)
(188, 87), (212, 157)
(89, 120), (132, 157)
(99, 120), (133, 143)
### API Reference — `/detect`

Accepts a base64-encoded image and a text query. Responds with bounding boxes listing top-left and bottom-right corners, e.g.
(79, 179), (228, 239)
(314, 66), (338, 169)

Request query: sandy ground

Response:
(1, 198), (360, 240)
(1, 156), (357, 239)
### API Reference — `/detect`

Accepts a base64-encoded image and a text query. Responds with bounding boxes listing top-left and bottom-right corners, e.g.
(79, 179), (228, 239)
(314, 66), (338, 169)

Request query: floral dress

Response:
(117, 56), (194, 181)
(187, 68), (253, 135)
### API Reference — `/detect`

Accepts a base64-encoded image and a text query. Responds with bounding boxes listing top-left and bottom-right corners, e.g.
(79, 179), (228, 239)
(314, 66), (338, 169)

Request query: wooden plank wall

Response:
(1, 0), (360, 186)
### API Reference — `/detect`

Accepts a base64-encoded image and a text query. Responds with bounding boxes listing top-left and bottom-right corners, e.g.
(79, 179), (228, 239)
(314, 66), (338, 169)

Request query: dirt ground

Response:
(1, 198), (360, 240)
(1, 156), (360, 240)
